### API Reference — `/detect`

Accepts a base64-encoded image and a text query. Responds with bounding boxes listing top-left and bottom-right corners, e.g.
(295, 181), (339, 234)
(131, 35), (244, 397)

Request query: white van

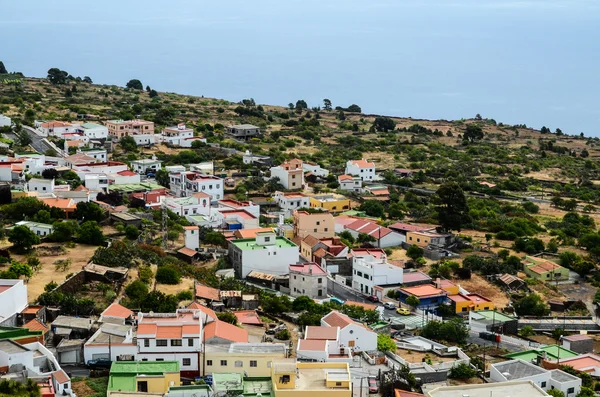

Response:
(383, 302), (396, 310)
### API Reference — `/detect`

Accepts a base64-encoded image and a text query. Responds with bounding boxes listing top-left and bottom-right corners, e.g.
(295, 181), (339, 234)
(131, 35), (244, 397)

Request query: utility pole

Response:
(162, 200), (168, 251)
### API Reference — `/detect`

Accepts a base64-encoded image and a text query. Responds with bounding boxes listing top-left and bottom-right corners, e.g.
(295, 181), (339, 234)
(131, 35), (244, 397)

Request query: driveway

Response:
(558, 280), (597, 318)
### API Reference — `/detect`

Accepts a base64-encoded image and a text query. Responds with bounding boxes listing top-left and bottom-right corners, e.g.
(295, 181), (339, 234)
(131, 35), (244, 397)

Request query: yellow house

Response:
(204, 343), (288, 377)
(271, 359), (351, 397)
(293, 211), (335, 239)
(448, 294), (495, 314)
(108, 361), (180, 395)
(406, 230), (447, 248)
(309, 194), (351, 213)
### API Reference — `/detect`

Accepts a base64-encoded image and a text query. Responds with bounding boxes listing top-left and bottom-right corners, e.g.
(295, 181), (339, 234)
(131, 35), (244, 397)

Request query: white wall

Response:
(339, 324), (377, 352)
(15, 221), (54, 237)
(83, 343), (138, 363)
(0, 281), (28, 322)
(0, 115), (11, 127)
(233, 243), (300, 278)
(82, 125), (108, 139)
(345, 161), (375, 181)
(132, 134), (156, 146)
(28, 178), (54, 193)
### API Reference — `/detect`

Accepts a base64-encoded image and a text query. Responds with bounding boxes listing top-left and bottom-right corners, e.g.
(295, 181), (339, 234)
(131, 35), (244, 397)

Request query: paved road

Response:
(21, 125), (55, 154)
(466, 331), (524, 353)
(62, 365), (90, 378)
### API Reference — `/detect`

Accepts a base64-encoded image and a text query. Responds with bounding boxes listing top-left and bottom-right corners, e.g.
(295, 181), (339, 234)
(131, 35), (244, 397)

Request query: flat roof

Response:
(492, 359), (548, 379)
(212, 373), (243, 392)
(230, 237), (297, 250)
(399, 285), (446, 298)
(428, 380), (548, 397)
(505, 344), (578, 362)
(228, 342), (286, 354)
(471, 310), (516, 323)
(0, 339), (29, 354)
(110, 360), (179, 374)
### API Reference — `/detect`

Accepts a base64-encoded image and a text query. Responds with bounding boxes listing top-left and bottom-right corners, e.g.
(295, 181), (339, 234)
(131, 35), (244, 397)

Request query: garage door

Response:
(60, 350), (77, 364)
(92, 353), (110, 360)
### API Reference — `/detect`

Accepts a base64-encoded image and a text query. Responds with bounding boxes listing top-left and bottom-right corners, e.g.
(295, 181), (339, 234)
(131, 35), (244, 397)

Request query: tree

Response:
(125, 225), (140, 240)
(433, 182), (470, 231)
(463, 124), (484, 142)
(49, 221), (79, 242)
(0, 61), (7, 74)
(125, 280), (149, 302)
(295, 100), (308, 110)
(156, 169), (170, 188)
(73, 201), (106, 222)
(120, 135), (137, 151)
(156, 266), (182, 284)
(77, 221), (104, 245)
(576, 388), (594, 397)
(373, 117), (396, 132)
(41, 168), (59, 180)
(216, 311), (238, 325)
(405, 295), (420, 308)
(518, 325), (536, 337)
(8, 226), (40, 252)
(359, 200), (385, 218)
(83, 76), (93, 83)
(27, 256), (42, 273)
(406, 245), (424, 261)
(0, 378), (41, 397)
(357, 233), (376, 244)
(377, 333), (396, 352)
(33, 210), (52, 224)
(346, 104), (362, 113)
(448, 362), (477, 379)
(149, 89), (159, 98)
(17, 131), (32, 146)
(514, 293), (549, 316)
(323, 99), (332, 111)
(126, 79), (143, 90)
(421, 318), (469, 344)
(47, 68), (68, 84)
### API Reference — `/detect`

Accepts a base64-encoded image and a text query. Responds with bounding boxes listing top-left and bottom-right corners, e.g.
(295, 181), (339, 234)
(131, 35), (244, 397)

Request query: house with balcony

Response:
(270, 159), (304, 190)
(338, 174), (362, 193)
(105, 119), (155, 138)
(77, 147), (107, 162)
(345, 159), (375, 182)
(204, 343), (287, 377)
(352, 256), (404, 296)
(37, 120), (73, 137)
(160, 123), (195, 146)
(75, 122), (109, 139)
(274, 191), (310, 216)
(229, 231), (300, 278)
(321, 311), (377, 352)
(169, 171), (223, 200)
(130, 158), (163, 175)
(297, 326), (352, 364)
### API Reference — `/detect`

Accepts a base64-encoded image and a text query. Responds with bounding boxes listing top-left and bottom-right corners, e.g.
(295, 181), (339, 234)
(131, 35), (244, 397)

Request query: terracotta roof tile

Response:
(101, 302), (133, 319)
(233, 310), (263, 325)
(235, 228), (274, 239)
(298, 339), (327, 351)
(195, 284), (220, 301)
(322, 311), (356, 329)
(204, 320), (248, 343)
(137, 323), (157, 336)
(156, 326), (183, 339)
(52, 370), (70, 384)
(23, 318), (48, 333)
(305, 326), (338, 340)
(350, 159), (375, 168)
(302, 235), (321, 248)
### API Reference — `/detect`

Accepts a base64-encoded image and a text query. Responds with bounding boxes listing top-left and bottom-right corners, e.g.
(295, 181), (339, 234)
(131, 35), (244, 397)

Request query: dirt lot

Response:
(2, 243), (99, 302)
(456, 273), (510, 308)
(395, 349), (458, 364)
(154, 276), (195, 296)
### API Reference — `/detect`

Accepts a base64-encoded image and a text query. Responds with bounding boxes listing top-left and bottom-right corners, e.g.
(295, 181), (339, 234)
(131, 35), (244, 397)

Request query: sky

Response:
(1, 0), (599, 134)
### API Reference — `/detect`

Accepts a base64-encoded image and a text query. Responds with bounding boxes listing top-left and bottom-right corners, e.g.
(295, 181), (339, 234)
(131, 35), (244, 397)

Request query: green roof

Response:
(0, 327), (44, 341)
(187, 215), (208, 222)
(108, 361), (180, 392)
(242, 378), (273, 396)
(109, 182), (163, 193)
(231, 237), (297, 251)
(473, 310), (516, 323)
(505, 344), (578, 362)
(213, 373), (243, 392)
(82, 123), (104, 129)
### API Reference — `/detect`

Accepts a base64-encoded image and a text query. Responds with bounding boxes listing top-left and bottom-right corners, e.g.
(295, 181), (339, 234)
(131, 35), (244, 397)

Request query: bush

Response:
(275, 329), (290, 340)
(125, 225), (140, 240)
(216, 311), (238, 325)
(125, 280), (148, 302)
(448, 362), (477, 379)
(377, 334), (396, 352)
(421, 318), (468, 344)
(514, 293), (549, 316)
(176, 290), (193, 301)
(138, 265), (153, 284)
(155, 266), (181, 285)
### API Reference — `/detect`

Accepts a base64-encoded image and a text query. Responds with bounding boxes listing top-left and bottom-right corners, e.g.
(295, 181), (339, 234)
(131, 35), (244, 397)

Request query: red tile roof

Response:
(298, 339), (327, 351)
(41, 121), (71, 128)
(234, 228), (274, 239)
(305, 326), (339, 340)
(289, 263), (327, 275)
(338, 174), (354, 181)
(178, 247), (198, 257)
(102, 302), (134, 319)
(117, 170), (137, 176)
(350, 159), (375, 168)
(21, 306), (43, 315)
(137, 323), (158, 336)
(322, 311), (357, 329)
(204, 320), (248, 343)
(346, 219), (392, 238)
(400, 285), (446, 298)
(156, 326), (183, 339)
(195, 284), (220, 301)
(182, 324), (201, 335)
(233, 310), (263, 326)
(186, 301), (217, 320)
(351, 248), (387, 259)
(23, 318), (48, 333)
(52, 370), (70, 384)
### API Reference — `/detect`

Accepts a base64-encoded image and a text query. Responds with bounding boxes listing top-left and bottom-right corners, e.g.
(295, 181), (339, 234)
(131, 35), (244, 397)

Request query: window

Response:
(294, 275), (297, 279)
(314, 229), (317, 232)
(171, 340), (182, 346)
(302, 277), (305, 281)
(357, 271), (363, 277)
(265, 237), (271, 242)
(316, 221), (320, 225)
(336, 382), (342, 386)
(541, 382), (546, 388)
(462, 307), (468, 312)
(235, 361), (243, 367)
(324, 228), (328, 232)
(183, 358), (191, 366)
(156, 340), (167, 347)
(207, 360), (213, 366)
(188, 339), (193, 346)
(250, 361), (257, 367)
(318, 278), (322, 284)
(568, 387), (575, 394)
(209, 185), (213, 189)
(156, 358), (164, 362)
(318, 290), (323, 297)
(144, 339), (149, 347)
(216, 184), (220, 188)
(221, 360), (227, 366)
(142, 358), (148, 361)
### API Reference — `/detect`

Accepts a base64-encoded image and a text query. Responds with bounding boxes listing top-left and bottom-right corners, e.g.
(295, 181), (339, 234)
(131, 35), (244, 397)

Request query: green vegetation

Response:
(421, 318), (469, 344)
(377, 333), (396, 352)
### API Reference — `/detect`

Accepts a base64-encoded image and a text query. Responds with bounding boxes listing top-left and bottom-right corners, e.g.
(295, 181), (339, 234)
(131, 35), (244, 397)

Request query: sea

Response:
(1, 0), (599, 135)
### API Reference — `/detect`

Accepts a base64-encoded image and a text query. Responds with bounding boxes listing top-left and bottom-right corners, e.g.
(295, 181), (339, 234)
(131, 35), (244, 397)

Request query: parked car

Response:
(366, 295), (379, 303)
(203, 375), (213, 386)
(368, 376), (378, 394)
(384, 302), (396, 310)
(87, 357), (112, 369)
(396, 307), (411, 315)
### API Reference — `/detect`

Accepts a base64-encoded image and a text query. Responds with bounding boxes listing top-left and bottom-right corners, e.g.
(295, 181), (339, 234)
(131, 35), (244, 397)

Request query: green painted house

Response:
(522, 256), (569, 282)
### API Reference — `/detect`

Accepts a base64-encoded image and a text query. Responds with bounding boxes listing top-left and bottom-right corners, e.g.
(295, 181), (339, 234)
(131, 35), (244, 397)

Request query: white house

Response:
(0, 163), (13, 182)
(170, 171), (223, 201)
(14, 221), (54, 237)
(303, 162), (329, 178)
(352, 256), (404, 296)
(164, 194), (212, 217)
(73, 161), (128, 175)
(242, 150), (271, 166)
(229, 231), (300, 278)
(84, 173), (109, 192)
(109, 170), (141, 185)
(132, 134), (156, 146)
(179, 137), (207, 148)
(76, 123), (109, 139)
(345, 159), (376, 182)
(321, 311), (377, 353)
(216, 209), (260, 230)
(0, 280), (28, 326)
(184, 226), (200, 251)
(99, 301), (134, 325)
(27, 178), (55, 193)
(83, 323), (137, 363)
(136, 310), (207, 377)
(490, 359), (581, 397)
(189, 162), (214, 175)
(289, 263), (327, 299)
(343, 218), (404, 248)
(161, 124), (195, 146)
(296, 326), (353, 364)
(217, 199), (260, 219)
(130, 158), (162, 174)
(270, 159), (304, 190)
(165, 165), (186, 173)
(37, 121), (73, 137)
(77, 148), (107, 162)
(274, 191), (310, 216)
(0, 114), (11, 128)
(338, 174), (362, 193)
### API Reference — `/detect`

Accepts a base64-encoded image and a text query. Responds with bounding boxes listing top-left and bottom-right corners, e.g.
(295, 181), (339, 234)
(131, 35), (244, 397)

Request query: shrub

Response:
(216, 311), (238, 325)
(448, 363), (477, 379)
(138, 265), (153, 284)
(275, 329), (290, 340)
(176, 290), (193, 301)
(155, 266), (181, 285)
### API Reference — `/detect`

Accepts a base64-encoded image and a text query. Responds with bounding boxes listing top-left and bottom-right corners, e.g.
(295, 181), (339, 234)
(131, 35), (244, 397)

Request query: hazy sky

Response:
(2, 0), (599, 134)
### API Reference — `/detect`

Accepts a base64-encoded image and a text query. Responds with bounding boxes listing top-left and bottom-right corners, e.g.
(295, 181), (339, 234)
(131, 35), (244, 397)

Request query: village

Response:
(1, 82), (600, 397)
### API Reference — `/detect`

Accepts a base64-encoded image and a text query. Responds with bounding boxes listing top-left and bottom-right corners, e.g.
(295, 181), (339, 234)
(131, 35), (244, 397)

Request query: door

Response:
(348, 340), (355, 347)
(137, 381), (148, 393)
